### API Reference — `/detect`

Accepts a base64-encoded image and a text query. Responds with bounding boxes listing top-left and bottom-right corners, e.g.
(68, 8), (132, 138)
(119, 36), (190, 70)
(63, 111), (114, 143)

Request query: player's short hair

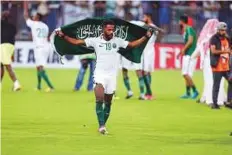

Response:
(36, 13), (43, 21)
(144, 13), (152, 18)
(102, 19), (115, 28)
(180, 15), (188, 24)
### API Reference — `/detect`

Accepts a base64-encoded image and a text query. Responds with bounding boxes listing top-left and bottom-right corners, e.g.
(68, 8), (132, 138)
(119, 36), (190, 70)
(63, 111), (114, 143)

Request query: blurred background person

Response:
(1, 11), (21, 91)
(24, 1), (54, 92)
(73, 53), (96, 92)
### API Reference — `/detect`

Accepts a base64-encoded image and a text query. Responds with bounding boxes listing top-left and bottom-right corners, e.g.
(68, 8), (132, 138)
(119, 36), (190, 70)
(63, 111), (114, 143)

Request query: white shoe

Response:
(13, 84), (21, 91)
(98, 126), (108, 135)
(45, 87), (54, 92)
(13, 80), (21, 91)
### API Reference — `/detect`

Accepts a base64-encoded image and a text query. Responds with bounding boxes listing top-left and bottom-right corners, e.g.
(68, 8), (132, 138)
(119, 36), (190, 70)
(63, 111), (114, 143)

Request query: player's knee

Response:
(183, 74), (189, 78)
(94, 84), (104, 101)
(82, 62), (88, 69)
(136, 70), (142, 77)
(96, 99), (104, 104)
(5, 65), (12, 71)
(37, 66), (44, 71)
(122, 68), (128, 77)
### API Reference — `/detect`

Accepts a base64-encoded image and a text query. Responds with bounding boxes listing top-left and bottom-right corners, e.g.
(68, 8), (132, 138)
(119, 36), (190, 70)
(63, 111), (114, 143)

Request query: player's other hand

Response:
(177, 49), (185, 59)
(146, 28), (153, 38)
(55, 30), (64, 38)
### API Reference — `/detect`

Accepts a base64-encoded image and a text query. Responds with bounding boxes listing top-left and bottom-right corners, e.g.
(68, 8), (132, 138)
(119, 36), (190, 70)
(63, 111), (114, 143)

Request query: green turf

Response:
(1, 69), (232, 155)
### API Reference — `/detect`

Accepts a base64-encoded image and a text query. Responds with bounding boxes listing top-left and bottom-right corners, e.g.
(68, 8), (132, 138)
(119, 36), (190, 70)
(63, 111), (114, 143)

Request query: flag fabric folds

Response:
(50, 18), (151, 63)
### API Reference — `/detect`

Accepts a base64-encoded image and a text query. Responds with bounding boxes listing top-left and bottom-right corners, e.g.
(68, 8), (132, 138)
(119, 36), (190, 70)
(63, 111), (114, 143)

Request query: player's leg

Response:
(147, 72), (151, 85)
(1, 43), (21, 90)
(181, 56), (194, 98)
(212, 72), (223, 109)
(143, 71), (153, 100)
(104, 93), (113, 125)
(94, 83), (106, 134)
(87, 59), (95, 91)
(36, 66), (42, 90)
(37, 65), (54, 91)
(74, 59), (87, 91)
(136, 69), (145, 100)
(142, 52), (154, 100)
(187, 58), (199, 99)
(122, 67), (133, 99)
(35, 48), (54, 90)
(5, 65), (21, 91)
(1, 63), (4, 81)
(102, 75), (117, 134)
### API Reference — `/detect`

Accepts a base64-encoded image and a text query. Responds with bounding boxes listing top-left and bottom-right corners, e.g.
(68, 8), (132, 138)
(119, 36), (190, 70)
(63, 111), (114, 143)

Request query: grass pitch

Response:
(1, 69), (232, 155)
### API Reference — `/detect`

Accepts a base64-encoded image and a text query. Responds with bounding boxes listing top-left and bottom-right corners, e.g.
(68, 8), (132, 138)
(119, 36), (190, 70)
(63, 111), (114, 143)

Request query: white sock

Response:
(128, 90), (133, 95)
(14, 80), (20, 87)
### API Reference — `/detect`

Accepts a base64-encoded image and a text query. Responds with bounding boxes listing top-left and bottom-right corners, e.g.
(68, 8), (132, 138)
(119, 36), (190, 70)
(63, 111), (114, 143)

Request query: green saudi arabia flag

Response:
(50, 18), (150, 63)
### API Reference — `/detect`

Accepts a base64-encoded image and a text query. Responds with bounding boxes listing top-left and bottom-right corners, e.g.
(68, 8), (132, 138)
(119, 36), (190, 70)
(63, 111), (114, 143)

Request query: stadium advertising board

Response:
(12, 41), (200, 69)
(12, 41), (80, 68)
(154, 43), (200, 69)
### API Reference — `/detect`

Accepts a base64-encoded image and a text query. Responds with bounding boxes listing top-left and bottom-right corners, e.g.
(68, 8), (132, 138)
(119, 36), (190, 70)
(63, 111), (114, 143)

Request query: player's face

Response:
(32, 14), (38, 21)
(143, 15), (148, 24)
(103, 24), (115, 40)
(179, 20), (185, 31)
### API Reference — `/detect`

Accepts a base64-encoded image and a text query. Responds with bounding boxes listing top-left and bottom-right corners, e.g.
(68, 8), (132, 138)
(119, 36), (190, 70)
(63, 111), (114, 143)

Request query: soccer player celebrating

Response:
(121, 13), (164, 100)
(178, 15), (199, 99)
(24, 2), (54, 92)
(56, 20), (152, 134)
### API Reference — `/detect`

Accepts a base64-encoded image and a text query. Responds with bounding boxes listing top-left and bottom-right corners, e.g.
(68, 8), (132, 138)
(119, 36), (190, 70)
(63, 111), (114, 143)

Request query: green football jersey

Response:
(79, 53), (96, 60)
(183, 26), (197, 56)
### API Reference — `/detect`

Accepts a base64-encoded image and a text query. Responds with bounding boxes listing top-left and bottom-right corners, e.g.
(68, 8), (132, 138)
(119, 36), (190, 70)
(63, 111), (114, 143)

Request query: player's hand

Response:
(55, 30), (65, 38)
(180, 49), (185, 55)
(145, 28), (153, 39)
(177, 49), (185, 59)
(176, 52), (182, 59)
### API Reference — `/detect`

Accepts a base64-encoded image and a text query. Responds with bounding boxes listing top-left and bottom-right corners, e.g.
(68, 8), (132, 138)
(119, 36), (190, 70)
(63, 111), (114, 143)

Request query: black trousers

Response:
(213, 71), (232, 105)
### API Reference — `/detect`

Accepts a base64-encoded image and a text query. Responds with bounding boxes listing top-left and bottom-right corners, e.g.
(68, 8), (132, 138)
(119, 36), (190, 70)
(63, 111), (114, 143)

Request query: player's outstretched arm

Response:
(127, 29), (152, 48)
(149, 24), (165, 33)
(23, 1), (29, 20)
(55, 30), (85, 45)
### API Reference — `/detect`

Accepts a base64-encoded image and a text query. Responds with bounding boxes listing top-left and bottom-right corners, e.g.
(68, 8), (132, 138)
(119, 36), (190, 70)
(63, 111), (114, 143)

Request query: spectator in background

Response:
(93, 1), (106, 17)
(141, 1), (158, 24)
(159, 1), (171, 33)
(1, 11), (21, 91)
(218, 1), (232, 36)
(116, 1), (142, 20)
(203, 1), (220, 21)
(209, 22), (232, 109)
(63, 1), (92, 25)
(73, 54), (96, 91)
(106, 1), (116, 17)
